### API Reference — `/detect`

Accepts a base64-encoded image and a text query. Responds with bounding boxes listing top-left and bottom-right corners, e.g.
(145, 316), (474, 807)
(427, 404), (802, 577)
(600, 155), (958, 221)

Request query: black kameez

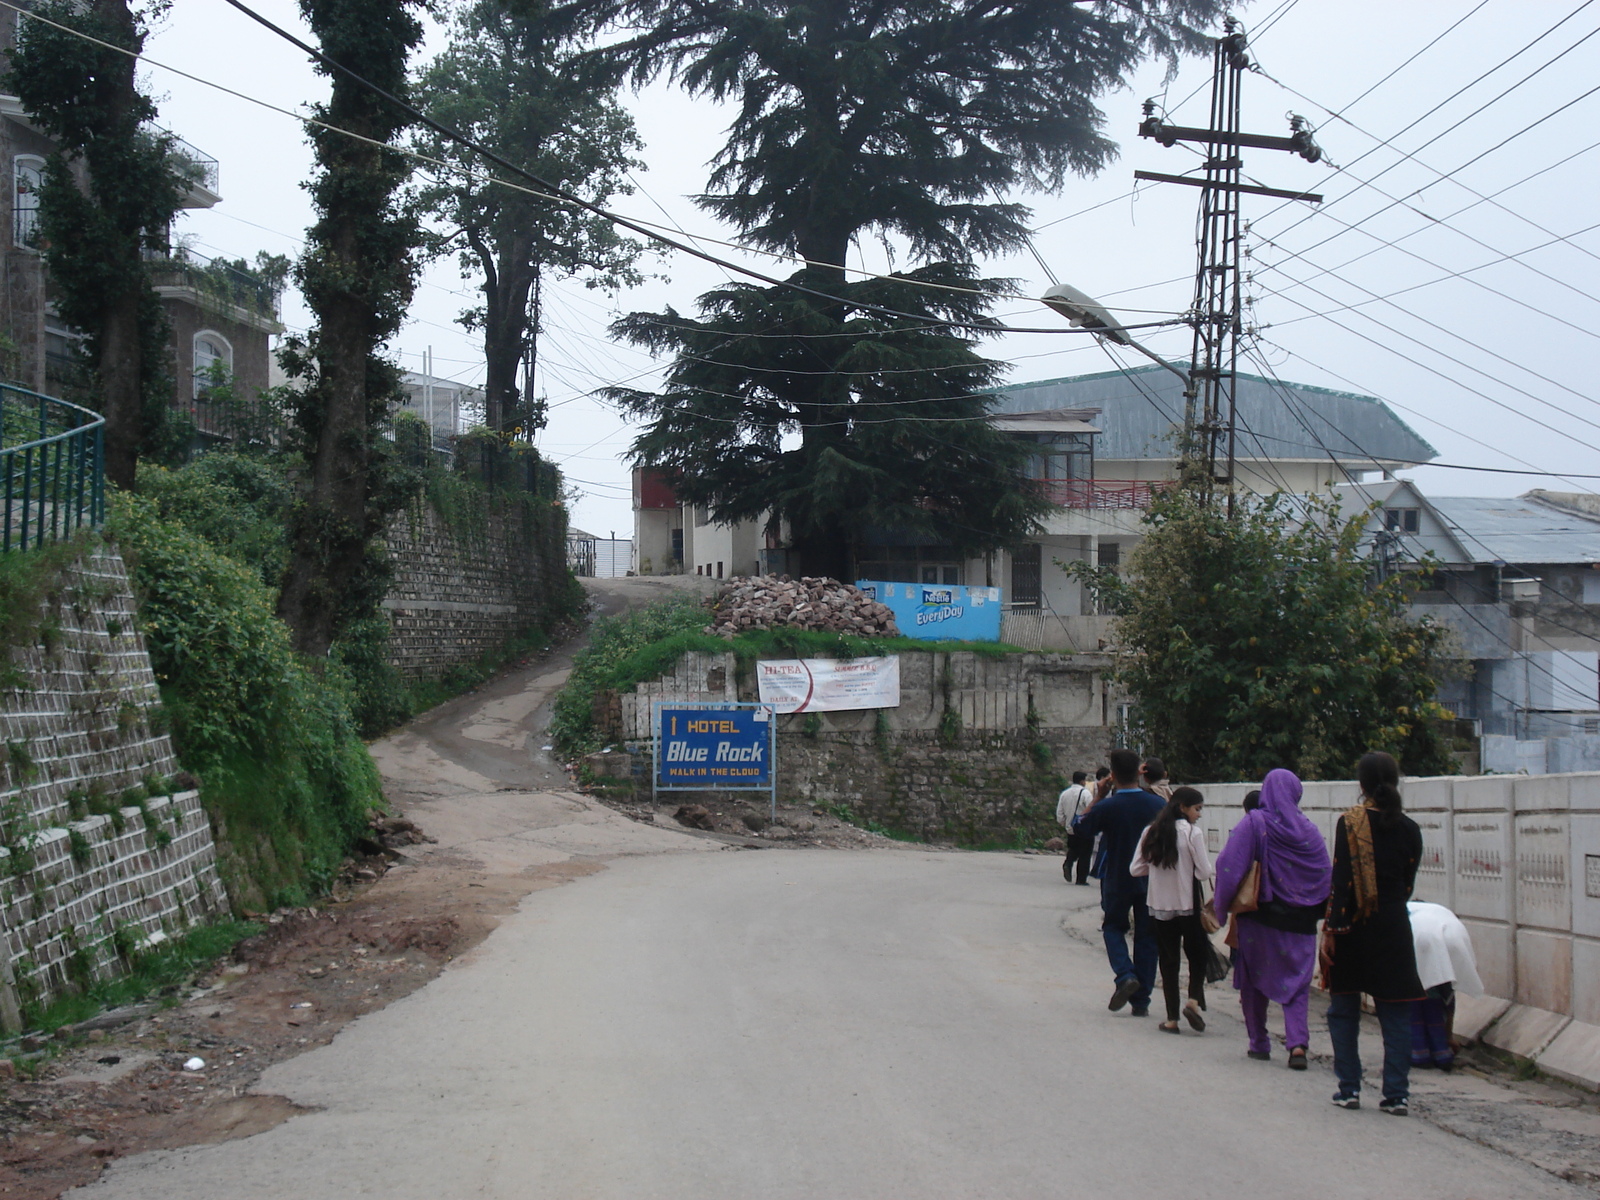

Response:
(1325, 811), (1425, 1001)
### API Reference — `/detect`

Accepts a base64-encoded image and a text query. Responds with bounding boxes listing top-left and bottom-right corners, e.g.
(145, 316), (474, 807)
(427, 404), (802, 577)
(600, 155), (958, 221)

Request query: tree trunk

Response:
(97, 286), (142, 491)
(474, 230), (534, 434)
(93, 0), (143, 491)
(277, 289), (374, 659)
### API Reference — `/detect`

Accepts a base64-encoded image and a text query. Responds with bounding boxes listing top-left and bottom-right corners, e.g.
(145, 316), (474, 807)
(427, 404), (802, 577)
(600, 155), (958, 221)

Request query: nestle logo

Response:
(921, 588), (953, 605)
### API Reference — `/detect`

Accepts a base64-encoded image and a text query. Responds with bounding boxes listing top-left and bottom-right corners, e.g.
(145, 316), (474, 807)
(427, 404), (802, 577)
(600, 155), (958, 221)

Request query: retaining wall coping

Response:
(1481, 1003), (1571, 1060)
(1536, 1018), (1600, 1092)
(1453, 994), (1511, 1044)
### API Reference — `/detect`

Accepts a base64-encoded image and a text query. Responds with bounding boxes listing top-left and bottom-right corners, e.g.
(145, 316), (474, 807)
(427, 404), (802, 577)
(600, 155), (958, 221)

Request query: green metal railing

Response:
(1, 386), (104, 553)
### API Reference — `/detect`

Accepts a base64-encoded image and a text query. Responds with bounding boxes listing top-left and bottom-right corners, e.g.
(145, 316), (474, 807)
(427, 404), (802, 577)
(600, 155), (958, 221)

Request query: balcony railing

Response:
(1032, 478), (1171, 509)
(145, 251), (279, 321)
(167, 134), (219, 193)
(1, 386), (104, 553)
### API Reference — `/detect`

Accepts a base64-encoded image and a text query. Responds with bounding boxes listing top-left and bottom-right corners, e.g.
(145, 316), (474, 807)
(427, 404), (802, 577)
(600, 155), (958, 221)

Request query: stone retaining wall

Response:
(0, 549), (227, 1024)
(381, 494), (568, 682)
(607, 649), (1116, 842)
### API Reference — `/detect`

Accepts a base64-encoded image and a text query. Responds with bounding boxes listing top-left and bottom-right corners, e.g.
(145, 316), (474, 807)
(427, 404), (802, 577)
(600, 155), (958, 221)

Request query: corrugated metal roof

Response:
(992, 364), (1437, 466)
(1427, 495), (1600, 565)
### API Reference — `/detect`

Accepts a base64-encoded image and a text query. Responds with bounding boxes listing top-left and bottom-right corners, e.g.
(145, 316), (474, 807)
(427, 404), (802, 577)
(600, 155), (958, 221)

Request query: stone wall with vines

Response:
(381, 477), (571, 681)
(0, 548), (227, 1022)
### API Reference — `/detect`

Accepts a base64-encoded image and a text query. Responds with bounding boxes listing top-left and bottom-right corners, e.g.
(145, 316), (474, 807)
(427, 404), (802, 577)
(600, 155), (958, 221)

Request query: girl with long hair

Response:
(1131, 786), (1214, 1034)
(1323, 751), (1426, 1115)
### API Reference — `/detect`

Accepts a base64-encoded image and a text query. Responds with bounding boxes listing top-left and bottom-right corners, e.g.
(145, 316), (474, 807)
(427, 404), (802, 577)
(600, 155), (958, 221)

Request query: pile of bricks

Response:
(705, 575), (901, 637)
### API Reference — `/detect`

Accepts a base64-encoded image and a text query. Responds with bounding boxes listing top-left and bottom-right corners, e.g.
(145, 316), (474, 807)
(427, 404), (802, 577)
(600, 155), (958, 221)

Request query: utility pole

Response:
(1135, 21), (1323, 511)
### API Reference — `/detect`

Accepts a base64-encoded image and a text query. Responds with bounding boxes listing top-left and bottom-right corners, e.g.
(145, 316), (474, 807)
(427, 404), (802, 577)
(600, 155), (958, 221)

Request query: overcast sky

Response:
(144, 0), (1598, 539)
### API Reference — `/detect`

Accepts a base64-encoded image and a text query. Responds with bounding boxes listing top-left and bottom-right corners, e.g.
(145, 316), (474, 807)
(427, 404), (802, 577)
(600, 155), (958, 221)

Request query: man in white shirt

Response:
(1056, 770), (1093, 885)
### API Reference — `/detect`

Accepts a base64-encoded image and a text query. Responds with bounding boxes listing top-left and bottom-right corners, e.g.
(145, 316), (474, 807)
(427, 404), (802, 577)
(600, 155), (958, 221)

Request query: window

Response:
(856, 545), (961, 585)
(1384, 507), (1420, 533)
(13, 156), (45, 249)
(193, 332), (232, 399)
(1010, 544), (1042, 608)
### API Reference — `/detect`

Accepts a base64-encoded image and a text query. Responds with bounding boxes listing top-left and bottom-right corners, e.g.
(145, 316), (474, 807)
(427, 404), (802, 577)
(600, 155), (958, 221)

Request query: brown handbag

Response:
(1229, 861), (1261, 915)
(1195, 877), (1221, 934)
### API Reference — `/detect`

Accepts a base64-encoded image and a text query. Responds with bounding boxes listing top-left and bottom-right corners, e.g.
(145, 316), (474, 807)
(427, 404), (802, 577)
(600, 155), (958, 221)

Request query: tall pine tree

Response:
(569, 0), (1222, 577)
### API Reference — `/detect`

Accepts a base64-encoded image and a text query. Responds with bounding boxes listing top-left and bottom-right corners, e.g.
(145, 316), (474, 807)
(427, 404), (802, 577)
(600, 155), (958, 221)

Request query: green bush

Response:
(107, 492), (381, 908)
(136, 455), (293, 588)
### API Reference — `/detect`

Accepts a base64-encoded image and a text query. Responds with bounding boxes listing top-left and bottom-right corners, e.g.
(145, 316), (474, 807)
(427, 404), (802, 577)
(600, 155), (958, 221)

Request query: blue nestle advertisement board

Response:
(855, 580), (1004, 642)
(656, 704), (773, 789)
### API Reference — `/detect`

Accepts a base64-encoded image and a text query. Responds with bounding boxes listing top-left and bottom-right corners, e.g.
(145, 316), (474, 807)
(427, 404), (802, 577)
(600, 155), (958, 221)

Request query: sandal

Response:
(1288, 1047), (1308, 1071)
(1184, 1001), (1206, 1032)
(1159, 1020), (1181, 1034)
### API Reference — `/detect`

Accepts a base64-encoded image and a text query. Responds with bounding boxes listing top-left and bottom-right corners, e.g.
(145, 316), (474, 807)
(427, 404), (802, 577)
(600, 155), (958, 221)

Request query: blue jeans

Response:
(1327, 992), (1412, 1103)
(1101, 885), (1157, 1011)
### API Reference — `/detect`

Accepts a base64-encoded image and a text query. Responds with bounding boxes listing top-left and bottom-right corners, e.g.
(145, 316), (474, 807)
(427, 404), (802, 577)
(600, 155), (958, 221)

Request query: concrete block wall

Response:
(1196, 771), (1600, 1023)
(0, 548), (228, 1020)
(381, 494), (567, 682)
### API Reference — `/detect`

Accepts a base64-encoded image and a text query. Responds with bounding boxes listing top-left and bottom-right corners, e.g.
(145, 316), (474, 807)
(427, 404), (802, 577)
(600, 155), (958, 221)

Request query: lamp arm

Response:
(1114, 335), (1192, 392)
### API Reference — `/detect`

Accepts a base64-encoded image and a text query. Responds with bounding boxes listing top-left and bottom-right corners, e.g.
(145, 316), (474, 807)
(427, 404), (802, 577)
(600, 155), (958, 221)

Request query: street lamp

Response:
(1040, 282), (1191, 391)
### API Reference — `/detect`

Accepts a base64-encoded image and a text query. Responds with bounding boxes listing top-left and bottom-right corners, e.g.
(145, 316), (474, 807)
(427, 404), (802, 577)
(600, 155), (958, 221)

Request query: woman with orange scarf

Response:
(1322, 751), (1425, 1116)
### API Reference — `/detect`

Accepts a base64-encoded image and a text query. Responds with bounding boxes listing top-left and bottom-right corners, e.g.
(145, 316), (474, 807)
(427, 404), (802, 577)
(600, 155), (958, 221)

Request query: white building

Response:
(397, 370), (481, 448)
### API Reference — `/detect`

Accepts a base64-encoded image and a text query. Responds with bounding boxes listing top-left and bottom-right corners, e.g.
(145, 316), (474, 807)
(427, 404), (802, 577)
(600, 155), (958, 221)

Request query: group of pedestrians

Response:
(1058, 747), (1482, 1116)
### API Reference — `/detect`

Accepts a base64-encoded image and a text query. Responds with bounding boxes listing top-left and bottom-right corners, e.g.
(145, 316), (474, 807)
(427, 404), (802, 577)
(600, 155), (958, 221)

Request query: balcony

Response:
(146, 250), (280, 327)
(1031, 478), (1170, 509)
(165, 132), (221, 208)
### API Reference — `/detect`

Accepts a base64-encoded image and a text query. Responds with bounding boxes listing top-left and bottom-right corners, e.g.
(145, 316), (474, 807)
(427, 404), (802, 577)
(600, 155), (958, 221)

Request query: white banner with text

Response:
(755, 656), (901, 715)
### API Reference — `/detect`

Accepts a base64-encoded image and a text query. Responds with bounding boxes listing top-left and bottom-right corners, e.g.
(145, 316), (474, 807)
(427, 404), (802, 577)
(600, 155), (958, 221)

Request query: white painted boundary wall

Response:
(1197, 772), (1600, 1023)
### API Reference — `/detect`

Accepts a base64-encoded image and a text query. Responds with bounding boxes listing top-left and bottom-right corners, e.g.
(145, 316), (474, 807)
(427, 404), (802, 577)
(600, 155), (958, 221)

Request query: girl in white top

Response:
(1131, 787), (1215, 1034)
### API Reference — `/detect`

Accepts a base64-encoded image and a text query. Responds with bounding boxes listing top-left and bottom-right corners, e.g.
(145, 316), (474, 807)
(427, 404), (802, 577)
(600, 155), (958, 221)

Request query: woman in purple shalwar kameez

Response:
(1212, 769), (1332, 1068)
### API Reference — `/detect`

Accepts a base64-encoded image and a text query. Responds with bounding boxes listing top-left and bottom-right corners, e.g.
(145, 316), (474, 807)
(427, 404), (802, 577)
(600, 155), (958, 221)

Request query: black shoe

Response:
(1108, 977), (1140, 1012)
(1287, 1047), (1308, 1071)
(1331, 1091), (1361, 1110)
(1129, 1006), (1150, 1017)
(1379, 1098), (1409, 1116)
(1248, 1050), (1272, 1061)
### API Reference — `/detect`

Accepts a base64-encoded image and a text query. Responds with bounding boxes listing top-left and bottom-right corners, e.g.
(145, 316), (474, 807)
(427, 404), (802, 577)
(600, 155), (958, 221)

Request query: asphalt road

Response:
(72, 843), (1584, 1199)
(71, 578), (1592, 1199)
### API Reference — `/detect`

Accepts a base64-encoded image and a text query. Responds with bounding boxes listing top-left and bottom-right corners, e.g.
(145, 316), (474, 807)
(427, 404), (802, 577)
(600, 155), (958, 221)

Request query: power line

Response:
(1252, 334), (1598, 493)
(1265, 212), (1600, 333)
(1253, 232), (1600, 423)
(1249, 260), (1600, 451)
(1250, 9), (1600, 262)
(12, 0), (1180, 340)
(1251, 64), (1600, 270)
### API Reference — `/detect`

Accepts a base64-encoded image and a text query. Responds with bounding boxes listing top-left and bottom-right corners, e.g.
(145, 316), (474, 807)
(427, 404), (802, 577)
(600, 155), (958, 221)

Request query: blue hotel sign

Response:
(654, 703), (774, 791)
(856, 580), (1004, 642)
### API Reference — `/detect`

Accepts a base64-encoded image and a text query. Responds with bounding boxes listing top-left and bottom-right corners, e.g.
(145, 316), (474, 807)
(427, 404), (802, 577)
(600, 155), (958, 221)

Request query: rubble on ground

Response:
(704, 575), (900, 637)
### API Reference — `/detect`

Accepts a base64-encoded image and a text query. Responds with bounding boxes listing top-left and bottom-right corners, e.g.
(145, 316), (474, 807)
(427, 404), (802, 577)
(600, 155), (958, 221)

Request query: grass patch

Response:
(20, 919), (260, 1034)
(817, 800), (922, 843)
